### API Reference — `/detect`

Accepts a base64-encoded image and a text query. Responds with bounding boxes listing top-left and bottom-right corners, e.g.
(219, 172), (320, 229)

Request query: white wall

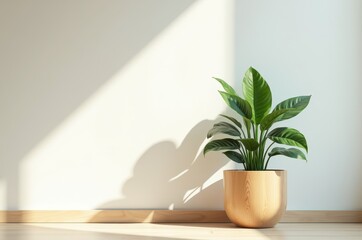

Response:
(0, 0), (361, 210)
(0, 0), (235, 210)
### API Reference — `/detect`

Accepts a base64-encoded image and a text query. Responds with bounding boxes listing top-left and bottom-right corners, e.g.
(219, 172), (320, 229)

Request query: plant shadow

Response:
(96, 120), (229, 210)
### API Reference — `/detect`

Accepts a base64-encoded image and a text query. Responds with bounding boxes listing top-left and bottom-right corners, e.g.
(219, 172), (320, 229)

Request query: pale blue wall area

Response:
(235, 0), (362, 210)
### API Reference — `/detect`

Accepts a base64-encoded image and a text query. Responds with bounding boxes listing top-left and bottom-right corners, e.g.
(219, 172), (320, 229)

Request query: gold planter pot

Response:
(224, 170), (287, 228)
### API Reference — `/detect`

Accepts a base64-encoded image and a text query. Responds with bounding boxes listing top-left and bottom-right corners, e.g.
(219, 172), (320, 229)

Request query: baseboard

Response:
(281, 210), (362, 223)
(0, 210), (361, 223)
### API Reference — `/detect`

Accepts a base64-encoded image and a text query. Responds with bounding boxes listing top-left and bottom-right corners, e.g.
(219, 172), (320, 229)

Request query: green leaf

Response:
(219, 91), (252, 119)
(213, 77), (237, 95)
(274, 95), (311, 121)
(260, 109), (289, 131)
(203, 138), (240, 155)
(243, 117), (251, 133)
(242, 67), (272, 124)
(207, 122), (241, 138)
(223, 151), (245, 163)
(268, 127), (308, 152)
(268, 147), (306, 160)
(219, 114), (242, 129)
(239, 138), (259, 151)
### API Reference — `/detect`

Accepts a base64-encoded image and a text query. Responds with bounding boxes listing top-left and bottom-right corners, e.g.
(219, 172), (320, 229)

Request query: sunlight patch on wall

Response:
(0, 180), (5, 209)
(18, 0), (235, 209)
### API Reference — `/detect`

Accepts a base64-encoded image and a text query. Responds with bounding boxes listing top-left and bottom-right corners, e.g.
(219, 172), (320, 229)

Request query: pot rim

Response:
(224, 169), (286, 172)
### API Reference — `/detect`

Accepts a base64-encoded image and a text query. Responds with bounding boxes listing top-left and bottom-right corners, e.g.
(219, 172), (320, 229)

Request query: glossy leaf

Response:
(274, 95), (311, 121)
(243, 117), (251, 133)
(213, 77), (237, 95)
(240, 138), (259, 151)
(260, 109), (289, 131)
(268, 147), (306, 160)
(242, 67), (272, 124)
(207, 122), (241, 138)
(203, 138), (240, 155)
(223, 151), (245, 163)
(219, 91), (252, 119)
(268, 127), (308, 152)
(219, 114), (242, 129)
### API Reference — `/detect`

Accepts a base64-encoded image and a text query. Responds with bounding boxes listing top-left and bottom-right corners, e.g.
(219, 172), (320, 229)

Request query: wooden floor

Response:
(0, 223), (361, 239)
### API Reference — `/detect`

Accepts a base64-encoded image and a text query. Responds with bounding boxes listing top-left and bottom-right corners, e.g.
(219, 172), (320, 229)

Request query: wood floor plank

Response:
(0, 223), (361, 239)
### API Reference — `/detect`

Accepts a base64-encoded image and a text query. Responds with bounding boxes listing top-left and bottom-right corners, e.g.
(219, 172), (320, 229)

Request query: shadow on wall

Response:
(0, 0), (196, 210)
(358, 0), (362, 208)
(96, 120), (228, 210)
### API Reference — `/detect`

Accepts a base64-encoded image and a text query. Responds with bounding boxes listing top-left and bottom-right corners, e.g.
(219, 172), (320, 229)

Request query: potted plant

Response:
(204, 67), (311, 228)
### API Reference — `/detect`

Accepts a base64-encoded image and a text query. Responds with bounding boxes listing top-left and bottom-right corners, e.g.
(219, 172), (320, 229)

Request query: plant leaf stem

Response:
(263, 142), (275, 168)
